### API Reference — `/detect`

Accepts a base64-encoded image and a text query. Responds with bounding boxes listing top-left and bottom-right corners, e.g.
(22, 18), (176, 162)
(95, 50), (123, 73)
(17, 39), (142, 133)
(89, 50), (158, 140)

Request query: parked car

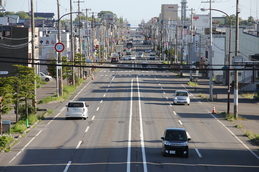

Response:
(161, 128), (191, 157)
(39, 72), (52, 82)
(66, 101), (89, 120)
(173, 90), (190, 105)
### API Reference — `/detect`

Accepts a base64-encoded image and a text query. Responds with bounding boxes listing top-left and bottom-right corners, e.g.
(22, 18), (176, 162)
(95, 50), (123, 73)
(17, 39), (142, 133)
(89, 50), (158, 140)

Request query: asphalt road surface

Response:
(0, 61), (258, 172)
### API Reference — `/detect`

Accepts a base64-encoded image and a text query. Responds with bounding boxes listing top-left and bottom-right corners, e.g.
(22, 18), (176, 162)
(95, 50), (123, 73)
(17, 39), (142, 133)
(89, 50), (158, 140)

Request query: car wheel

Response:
(45, 78), (50, 82)
(162, 151), (166, 157)
(84, 118), (87, 120)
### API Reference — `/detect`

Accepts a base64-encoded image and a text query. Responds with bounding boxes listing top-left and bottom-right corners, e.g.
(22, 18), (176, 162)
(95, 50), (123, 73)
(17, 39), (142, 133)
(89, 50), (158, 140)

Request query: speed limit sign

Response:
(54, 42), (65, 52)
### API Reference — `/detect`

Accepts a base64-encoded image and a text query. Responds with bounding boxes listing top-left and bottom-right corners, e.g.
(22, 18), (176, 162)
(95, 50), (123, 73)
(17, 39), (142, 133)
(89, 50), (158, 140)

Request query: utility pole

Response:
(31, 0), (37, 107)
(70, 0), (75, 86)
(180, 0), (187, 76)
(189, 8), (194, 81)
(84, 8), (91, 59)
(209, 0), (213, 101)
(234, 0), (240, 119)
(57, 0), (63, 96)
(74, 0), (84, 78)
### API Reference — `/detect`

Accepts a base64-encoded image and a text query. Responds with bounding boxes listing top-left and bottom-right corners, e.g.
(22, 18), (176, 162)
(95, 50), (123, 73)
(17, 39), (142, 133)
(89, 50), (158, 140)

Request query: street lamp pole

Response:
(201, 8), (232, 114)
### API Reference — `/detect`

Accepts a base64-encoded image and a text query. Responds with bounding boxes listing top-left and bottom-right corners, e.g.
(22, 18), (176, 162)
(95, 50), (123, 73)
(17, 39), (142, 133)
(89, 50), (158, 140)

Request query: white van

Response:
(66, 101), (89, 120)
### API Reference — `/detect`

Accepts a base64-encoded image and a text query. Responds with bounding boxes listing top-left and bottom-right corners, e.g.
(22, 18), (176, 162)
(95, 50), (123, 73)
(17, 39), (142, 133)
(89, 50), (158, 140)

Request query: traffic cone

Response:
(212, 106), (216, 114)
(92, 75), (94, 80)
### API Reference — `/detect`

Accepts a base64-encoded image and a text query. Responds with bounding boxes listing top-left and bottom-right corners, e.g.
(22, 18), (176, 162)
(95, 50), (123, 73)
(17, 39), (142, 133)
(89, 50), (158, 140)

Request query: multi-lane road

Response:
(0, 37), (259, 171)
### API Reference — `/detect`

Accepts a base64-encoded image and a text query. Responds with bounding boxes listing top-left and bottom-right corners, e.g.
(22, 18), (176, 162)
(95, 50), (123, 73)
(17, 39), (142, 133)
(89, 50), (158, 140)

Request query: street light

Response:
(201, 8), (232, 114)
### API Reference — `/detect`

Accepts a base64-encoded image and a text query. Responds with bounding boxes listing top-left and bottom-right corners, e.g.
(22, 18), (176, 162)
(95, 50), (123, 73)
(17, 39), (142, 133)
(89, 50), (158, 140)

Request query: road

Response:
(0, 36), (259, 171)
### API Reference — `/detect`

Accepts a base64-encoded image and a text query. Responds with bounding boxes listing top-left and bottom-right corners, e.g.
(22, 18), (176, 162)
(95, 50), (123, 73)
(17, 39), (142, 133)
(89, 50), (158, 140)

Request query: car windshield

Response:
(68, 103), (84, 107)
(176, 92), (188, 96)
(165, 130), (187, 141)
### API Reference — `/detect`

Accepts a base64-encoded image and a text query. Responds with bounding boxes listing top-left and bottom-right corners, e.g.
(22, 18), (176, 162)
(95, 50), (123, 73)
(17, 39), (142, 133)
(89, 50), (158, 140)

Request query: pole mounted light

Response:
(200, 8), (232, 114)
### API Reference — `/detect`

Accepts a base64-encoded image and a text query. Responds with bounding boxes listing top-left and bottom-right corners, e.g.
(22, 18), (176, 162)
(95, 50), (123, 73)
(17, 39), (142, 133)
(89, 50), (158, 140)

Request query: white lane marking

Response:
(106, 89), (108, 92)
(85, 126), (90, 133)
(71, 80), (92, 101)
(9, 130), (42, 164)
(108, 85), (110, 87)
(210, 114), (259, 160)
(91, 116), (95, 121)
(166, 97), (168, 100)
(169, 103), (172, 107)
(63, 161), (72, 172)
(103, 94), (106, 97)
(163, 91), (165, 94)
(100, 100), (103, 103)
(195, 148), (203, 158)
(127, 79), (134, 172)
(47, 107), (66, 125)
(76, 141), (82, 149)
(178, 120), (183, 125)
(173, 111), (177, 116)
(96, 107), (99, 111)
(136, 76), (148, 172)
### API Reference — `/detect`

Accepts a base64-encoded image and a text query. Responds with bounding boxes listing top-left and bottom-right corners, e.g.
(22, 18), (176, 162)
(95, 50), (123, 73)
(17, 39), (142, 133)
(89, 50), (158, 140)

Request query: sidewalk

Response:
(186, 73), (259, 145)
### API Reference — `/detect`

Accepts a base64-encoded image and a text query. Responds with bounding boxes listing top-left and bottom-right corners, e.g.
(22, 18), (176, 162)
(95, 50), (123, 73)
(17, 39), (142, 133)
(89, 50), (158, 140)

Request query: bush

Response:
(0, 135), (14, 151)
(18, 104), (37, 119)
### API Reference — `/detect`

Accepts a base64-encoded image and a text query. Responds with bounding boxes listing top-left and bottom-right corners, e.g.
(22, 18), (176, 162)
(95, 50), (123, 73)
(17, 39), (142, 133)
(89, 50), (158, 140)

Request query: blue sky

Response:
(4, 0), (258, 26)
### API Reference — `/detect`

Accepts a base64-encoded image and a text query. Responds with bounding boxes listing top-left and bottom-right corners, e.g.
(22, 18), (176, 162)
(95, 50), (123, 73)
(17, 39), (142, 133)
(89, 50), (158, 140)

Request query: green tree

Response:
(15, 11), (30, 19)
(0, 77), (14, 134)
(13, 65), (37, 119)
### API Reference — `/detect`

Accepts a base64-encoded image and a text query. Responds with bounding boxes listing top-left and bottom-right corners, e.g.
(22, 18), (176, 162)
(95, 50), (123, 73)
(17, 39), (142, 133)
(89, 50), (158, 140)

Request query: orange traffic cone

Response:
(92, 75), (94, 80)
(212, 106), (216, 114)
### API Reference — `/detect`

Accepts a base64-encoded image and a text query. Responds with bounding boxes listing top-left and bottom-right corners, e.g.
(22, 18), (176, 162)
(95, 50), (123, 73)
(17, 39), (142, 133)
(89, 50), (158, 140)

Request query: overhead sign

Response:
(54, 42), (65, 52)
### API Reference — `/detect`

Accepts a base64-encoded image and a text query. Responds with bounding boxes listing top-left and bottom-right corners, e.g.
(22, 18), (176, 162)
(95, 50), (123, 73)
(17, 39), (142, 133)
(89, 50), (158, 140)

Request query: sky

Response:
(3, 0), (259, 26)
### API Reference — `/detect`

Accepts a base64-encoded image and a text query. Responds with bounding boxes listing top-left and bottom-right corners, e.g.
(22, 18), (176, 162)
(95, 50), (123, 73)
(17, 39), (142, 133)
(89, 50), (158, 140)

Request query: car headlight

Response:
(180, 141), (188, 146)
(163, 141), (170, 145)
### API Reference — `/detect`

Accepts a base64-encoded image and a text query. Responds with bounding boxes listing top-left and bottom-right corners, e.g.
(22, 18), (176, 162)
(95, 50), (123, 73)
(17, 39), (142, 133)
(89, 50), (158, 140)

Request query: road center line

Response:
(63, 161), (72, 172)
(127, 79), (134, 172)
(85, 126), (89, 133)
(195, 148), (203, 158)
(137, 76), (148, 172)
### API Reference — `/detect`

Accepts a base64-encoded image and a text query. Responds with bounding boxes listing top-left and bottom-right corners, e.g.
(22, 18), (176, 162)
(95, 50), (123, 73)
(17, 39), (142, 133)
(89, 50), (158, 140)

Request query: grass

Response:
(244, 130), (259, 145)
(199, 94), (206, 99)
(241, 92), (256, 99)
(0, 135), (14, 152)
(187, 81), (198, 86)
(220, 112), (247, 122)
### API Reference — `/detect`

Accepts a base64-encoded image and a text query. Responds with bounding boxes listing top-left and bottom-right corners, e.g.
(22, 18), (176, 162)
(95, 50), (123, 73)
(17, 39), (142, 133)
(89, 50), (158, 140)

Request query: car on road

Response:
(137, 52), (144, 58)
(130, 55), (136, 60)
(124, 55), (131, 60)
(111, 57), (119, 63)
(161, 128), (191, 157)
(173, 90), (190, 105)
(66, 101), (89, 120)
(149, 53), (156, 60)
(39, 72), (52, 82)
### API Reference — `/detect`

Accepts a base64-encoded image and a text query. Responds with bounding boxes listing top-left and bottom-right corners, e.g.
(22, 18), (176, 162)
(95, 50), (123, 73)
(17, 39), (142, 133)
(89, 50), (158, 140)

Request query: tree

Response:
(13, 65), (37, 120)
(0, 77), (14, 134)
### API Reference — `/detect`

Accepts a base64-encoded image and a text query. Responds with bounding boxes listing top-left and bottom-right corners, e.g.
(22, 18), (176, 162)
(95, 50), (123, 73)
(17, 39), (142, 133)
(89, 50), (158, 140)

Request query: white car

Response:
(66, 101), (89, 120)
(149, 53), (156, 60)
(130, 55), (136, 60)
(173, 90), (190, 105)
(124, 55), (131, 60)
(39, 72), (52, 82)
(137, 52), (144, 58)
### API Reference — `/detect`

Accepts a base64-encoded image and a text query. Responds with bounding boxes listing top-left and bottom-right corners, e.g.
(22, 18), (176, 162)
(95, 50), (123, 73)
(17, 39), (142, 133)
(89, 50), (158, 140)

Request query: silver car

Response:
(66, 101), (89, 120)
(173, 90), (190, 105)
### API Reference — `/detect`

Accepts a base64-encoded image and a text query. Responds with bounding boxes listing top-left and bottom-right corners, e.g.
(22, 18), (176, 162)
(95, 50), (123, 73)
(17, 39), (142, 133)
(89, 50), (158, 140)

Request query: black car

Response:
(161, 128), (191, 158)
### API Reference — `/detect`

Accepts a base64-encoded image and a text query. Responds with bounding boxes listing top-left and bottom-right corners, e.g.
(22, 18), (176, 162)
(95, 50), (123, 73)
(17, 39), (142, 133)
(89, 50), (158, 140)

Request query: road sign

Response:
(0, 71), (8, 74)
(54, 42), (65, 52)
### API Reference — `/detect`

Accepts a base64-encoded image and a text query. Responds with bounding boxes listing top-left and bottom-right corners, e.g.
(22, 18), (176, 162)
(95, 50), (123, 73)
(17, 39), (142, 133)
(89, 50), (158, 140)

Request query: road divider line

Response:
(127, 79), (134, 172)
(103, 94), (106, 97)
(178, 120), (183, 125)
(76, 141), (82, 149)
(91, 116), (95, 121)
(85, 126), (89, 133)
(63, 161), (72, 172)
(173, 111), (177, 116)
(195, 148), (203, 158)
(100, 100), (103, 103)
(96, 107), (99, 111)
(137, 76), (148, 172)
